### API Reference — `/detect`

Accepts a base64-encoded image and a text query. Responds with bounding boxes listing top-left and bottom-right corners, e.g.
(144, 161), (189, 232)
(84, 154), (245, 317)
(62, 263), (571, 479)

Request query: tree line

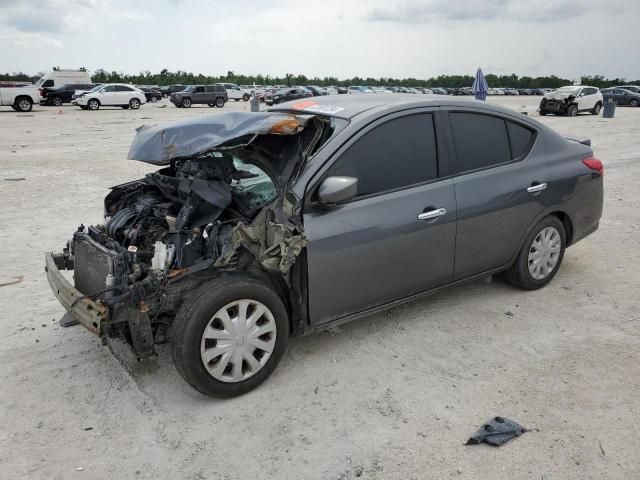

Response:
(1, 69), (636, 89)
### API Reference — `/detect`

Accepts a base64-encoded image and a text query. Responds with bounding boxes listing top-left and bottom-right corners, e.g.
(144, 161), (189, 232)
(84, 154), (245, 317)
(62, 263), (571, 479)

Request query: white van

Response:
(35, 67), (92, 89)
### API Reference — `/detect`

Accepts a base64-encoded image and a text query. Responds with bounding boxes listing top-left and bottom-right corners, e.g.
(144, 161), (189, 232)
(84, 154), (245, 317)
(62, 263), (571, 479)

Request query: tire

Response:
(630, 99), (639, 107)
(591, 102), (602, 115)
(215, 97), (225, 108)
(181, 98), (192, 108)
(51, 96), (63, 107)
(171, 276), (289, 398)
(151, 96), (159, 103)
(129, 98), (141, 109)
(87, 99), (100, 110)
(567, 104), (578, 117)
(539, 110), (547, 116)
(242, 93), (250, 101)
(505, 216), (566, 290)
(15, 97), (33, 112)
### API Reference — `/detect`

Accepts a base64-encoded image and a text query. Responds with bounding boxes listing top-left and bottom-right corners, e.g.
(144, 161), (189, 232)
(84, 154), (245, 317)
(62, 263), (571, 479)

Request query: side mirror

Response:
(317, 176), (358, 205)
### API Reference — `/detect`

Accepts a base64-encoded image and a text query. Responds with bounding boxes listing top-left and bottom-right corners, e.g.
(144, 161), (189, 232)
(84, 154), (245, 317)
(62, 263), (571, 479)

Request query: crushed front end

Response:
(45, 111), (332, 359)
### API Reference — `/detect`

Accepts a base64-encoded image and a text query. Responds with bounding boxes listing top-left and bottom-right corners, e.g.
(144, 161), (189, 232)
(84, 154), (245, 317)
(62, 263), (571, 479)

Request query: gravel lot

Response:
(1, 96), (638, 480)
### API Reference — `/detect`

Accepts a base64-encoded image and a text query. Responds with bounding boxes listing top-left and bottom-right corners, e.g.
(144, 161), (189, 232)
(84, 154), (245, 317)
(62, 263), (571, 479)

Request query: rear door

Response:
(303, 111), (456, 325)
(446, 110), (545, 279)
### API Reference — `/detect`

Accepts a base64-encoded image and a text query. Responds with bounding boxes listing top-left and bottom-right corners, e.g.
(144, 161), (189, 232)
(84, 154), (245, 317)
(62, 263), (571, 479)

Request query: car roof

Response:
(269, 93), (531, 121)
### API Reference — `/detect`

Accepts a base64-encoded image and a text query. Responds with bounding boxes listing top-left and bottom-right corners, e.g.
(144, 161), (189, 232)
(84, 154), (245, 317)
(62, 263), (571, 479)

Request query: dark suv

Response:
(170, 85), (228, 108)
(40, 84), (97, 106)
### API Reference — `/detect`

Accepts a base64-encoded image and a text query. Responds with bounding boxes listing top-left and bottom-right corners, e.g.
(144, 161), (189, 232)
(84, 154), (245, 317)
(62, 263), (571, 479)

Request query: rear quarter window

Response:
(507, 121), (534, 159)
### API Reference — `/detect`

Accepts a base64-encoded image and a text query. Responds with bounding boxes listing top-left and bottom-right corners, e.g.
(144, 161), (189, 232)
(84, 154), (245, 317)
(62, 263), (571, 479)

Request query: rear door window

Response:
(115, 85), (134, 92)
(449, 113), (511, 173)
(325, 113), (438, 198)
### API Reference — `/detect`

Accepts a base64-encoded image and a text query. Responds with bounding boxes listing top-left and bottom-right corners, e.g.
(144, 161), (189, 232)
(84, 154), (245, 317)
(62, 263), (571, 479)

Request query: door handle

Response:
(527, 183), (547, 193)
(417, 208), (447, 221)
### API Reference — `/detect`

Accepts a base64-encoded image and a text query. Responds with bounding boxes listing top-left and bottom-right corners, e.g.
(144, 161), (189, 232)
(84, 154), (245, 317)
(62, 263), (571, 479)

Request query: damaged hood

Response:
(128, 112), (315, 165)
(544, 89), (579, 101)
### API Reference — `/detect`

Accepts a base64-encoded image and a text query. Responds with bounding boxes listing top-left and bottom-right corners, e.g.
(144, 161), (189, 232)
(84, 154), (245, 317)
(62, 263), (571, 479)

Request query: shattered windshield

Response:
(555, 86), (580, 95)
(231, 157), (278, 210)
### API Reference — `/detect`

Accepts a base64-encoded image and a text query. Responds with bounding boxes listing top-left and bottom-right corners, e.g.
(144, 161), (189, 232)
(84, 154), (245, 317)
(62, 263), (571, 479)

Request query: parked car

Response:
(615, 85), (640, 94)
(304, 86), (326, 96)
(0, 84), (41, 111)
(325, 86), (339, 95)
(539, 86), (603, 116)
(217, 83), (252, 102)
(455, 87), (473, 96)
(264, 87), (312, 105)
(170, 85), (228, 108)
(161, 85), (187, 97)
(337, 86), (348, 94)
(139, 87), (163, 103)
(347, 86), (373, 94)
(45, 95), (603, 397)
(74, 84), (146, 110)
(530, 88), (545, 95)
(40, 83), (96, 106)
(601, 88), (640, 107)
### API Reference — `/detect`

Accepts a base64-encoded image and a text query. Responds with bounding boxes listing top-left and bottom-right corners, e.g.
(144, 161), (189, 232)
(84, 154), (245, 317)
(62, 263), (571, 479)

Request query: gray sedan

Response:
(45, 95), (604, 397)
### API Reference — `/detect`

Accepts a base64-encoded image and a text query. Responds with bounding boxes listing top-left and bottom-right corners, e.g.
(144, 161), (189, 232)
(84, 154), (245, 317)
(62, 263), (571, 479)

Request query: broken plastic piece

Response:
(466, 416), (527, 446)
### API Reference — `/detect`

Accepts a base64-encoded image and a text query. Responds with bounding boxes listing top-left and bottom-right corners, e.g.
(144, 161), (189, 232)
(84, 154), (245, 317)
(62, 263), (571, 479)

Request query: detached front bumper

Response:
(45, 252), (109, 336)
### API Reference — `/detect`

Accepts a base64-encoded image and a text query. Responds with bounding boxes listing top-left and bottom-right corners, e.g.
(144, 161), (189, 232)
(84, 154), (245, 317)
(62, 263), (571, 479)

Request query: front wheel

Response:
(181, 98), (192, 108)
(242, 93), (250, 101)
(51, 96), (63, 107)
(567, 104), (578, 117)
(171, 276), (289, 398)
(87, 99), (100, 110)
(129, 98), (141, 109)
(539, 110), (547, 116)
(505, 216), (566, 290)
(591, 102), (602, 115)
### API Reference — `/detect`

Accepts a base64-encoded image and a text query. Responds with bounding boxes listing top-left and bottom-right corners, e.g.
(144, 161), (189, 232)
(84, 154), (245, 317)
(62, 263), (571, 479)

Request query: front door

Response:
(303, 112), (456, 326)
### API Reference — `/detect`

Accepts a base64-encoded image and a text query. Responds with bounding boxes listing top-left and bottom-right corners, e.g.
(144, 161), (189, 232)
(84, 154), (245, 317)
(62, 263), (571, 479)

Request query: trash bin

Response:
(250, 95), (260, 112)
(602, 98), (616, 118)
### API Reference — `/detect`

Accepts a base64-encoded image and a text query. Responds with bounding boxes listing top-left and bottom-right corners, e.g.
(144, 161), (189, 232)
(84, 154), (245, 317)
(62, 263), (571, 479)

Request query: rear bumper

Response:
(45, 252), (109, 336)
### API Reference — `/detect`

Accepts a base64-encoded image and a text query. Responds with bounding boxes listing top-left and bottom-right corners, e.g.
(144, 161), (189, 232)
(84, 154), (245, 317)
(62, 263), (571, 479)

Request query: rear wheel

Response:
(591, 102), (602, 115)
(567, 104), (578, 117)
(51, 96), (63, 107)
(129, 98), (141, 109)
(15, 97), (33, 112)
(151, 96), (159, 103)
(171, 276), (289, 398)
(539, 110), (548, 116)
(215, 97), (225, 108)
(242, 93), (250, 101)
(181, 98), (192, 108)
(630, 99), (639, 107)
(87, 99), (100, 110)
(505, 216), (566, 290)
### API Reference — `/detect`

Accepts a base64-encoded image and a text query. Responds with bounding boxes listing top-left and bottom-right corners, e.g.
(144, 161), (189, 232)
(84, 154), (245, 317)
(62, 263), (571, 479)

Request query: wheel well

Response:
(549, 211), (574, 246)
(14, 95), (32, 104)
(89, 97), (100, 104)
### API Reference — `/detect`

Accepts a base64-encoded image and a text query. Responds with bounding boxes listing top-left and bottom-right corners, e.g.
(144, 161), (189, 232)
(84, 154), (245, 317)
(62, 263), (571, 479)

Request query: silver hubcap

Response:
(200, 299), (276, 383)
(89, 101), (98, 109)
(19, 100), (30, 110)
(528, 226), (561, 280)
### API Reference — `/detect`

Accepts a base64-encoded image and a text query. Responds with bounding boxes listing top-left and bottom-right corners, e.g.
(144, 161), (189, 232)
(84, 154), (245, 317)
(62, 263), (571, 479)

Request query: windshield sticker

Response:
(291, 101), (344, 115)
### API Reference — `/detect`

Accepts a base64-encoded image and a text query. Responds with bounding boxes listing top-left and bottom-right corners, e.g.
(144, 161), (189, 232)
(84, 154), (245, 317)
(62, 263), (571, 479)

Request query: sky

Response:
(1, 0), (639, 81)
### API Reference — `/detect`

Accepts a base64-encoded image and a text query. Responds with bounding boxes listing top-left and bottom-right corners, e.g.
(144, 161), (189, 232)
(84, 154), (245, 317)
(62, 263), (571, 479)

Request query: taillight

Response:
(582, 156), (603, 176)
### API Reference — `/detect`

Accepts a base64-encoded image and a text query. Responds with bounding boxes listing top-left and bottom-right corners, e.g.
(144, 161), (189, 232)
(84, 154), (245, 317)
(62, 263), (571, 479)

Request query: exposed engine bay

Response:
(51, 112), (334, 358)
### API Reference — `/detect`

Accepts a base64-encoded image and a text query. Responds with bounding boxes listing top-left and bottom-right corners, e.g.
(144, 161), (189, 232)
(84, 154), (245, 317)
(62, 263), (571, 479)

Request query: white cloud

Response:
(0, 29), (64, 49)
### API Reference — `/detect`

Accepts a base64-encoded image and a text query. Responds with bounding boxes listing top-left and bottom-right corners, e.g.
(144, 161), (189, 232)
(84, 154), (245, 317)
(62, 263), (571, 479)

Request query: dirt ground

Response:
(0, 96), (638, 480)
